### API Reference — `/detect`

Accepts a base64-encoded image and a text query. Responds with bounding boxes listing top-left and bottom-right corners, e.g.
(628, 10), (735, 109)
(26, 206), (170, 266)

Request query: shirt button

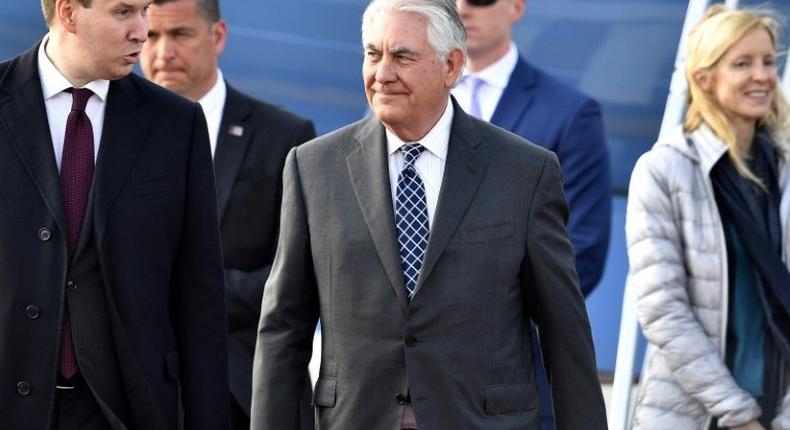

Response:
(25, 305), (40, 319)
(66, 281), (77, 291)
(38, 227), (52, 242)
(17, 381), (32, 396)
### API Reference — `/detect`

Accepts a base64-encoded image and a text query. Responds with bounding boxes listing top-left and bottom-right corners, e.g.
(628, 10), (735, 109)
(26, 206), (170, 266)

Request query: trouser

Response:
(52, 374), (113, 430)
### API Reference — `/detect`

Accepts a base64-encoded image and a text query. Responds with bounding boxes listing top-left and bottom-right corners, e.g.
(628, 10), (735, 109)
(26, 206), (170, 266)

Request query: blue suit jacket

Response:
(492, 57), (611, 296)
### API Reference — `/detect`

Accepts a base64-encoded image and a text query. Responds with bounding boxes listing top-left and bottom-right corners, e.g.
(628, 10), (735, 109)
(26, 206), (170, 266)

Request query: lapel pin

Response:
(228, 125), (244, 137)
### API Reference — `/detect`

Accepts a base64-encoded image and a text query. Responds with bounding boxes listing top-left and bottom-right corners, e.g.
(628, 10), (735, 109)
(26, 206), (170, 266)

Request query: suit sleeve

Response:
(251, 147), (320, 430)
(554, 98), (611, 296)
(171, 104), (230, 430)
(224, 120), (317, 330)
(523, 152), (607, 430)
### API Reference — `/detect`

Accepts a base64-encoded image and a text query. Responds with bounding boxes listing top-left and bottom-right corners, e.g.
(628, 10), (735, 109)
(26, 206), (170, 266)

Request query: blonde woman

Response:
(626, 5), (790, 430)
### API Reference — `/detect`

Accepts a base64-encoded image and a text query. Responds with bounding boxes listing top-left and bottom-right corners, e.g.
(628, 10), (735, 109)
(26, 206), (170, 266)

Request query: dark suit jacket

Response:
(0, 44), (229, 430)
(492, 57), (610, 296)
(251, 100), (606, 429)
(216, 84), (315, 417)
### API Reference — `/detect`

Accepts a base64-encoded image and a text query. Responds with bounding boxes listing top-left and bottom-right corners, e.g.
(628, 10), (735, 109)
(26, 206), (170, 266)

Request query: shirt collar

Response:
(387, 97), (453, 161)
(37, 34), (110, 102)
(461, 41), (518, 90)
(198, 69), (226, 115)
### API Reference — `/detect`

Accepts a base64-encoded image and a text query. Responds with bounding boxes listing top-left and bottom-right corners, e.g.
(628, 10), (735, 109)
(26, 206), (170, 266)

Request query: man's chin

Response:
(104, 65), (135, 81)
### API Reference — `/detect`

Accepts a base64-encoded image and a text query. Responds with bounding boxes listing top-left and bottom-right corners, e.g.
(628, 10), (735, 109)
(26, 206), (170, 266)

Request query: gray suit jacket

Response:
(251, 101), (606, 430)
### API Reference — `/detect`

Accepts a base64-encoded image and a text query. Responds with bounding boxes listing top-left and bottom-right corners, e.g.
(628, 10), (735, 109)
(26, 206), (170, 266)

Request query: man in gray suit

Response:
(251, 0), (606, 429)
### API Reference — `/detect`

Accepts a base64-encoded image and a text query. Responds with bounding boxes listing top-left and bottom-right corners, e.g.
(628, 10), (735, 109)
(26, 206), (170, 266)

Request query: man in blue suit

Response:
(453, 0), (611, 428)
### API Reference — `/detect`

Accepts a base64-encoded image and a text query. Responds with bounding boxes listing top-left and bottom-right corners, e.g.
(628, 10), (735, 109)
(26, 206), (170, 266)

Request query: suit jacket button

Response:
(38, 227), (52, 242)
(66, 281), (76, 291)
(25, 305), (40, 319)
(405, 336), (418, 347)
(17, 381), (31, 396)
(396, 394), (407, 405)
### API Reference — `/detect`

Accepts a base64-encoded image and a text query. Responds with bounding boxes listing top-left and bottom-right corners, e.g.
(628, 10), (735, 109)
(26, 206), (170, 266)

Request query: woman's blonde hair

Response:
(685, 4), (790, 185)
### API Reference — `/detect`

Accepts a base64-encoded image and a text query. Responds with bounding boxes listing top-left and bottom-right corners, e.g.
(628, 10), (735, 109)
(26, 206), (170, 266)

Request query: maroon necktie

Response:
(59, 87), (94, 379)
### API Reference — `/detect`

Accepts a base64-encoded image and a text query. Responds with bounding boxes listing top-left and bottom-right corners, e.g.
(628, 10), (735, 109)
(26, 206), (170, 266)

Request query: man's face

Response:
(70, 0), (150, 81)
(456, 0), (523, 61)
(363, 10), (463, 141)
(140, 0), (226, 101)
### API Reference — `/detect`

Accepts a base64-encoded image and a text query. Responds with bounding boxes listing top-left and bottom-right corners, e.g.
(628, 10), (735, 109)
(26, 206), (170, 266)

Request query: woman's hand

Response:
(730, 420), (765, 430)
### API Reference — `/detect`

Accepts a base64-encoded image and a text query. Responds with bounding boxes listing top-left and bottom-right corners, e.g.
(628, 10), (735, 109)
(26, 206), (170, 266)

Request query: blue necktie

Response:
(395, 144), (429, 300)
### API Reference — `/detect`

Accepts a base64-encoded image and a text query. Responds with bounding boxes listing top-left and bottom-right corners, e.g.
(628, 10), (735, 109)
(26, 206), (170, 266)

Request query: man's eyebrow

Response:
(364, 43), (381, 52)
(390, 46), (415, 56)
(167, 26), (194, 34)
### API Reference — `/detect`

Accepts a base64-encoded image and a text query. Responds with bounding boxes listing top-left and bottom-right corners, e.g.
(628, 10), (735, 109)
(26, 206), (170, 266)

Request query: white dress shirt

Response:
(38, 35), (109, 171)
(197, 68), (227, 158)
(451, 41), (518, 122)
(386, 98), (453, 228)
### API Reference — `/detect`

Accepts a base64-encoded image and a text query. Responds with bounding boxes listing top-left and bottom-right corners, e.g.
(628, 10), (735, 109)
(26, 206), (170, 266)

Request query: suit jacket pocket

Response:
(163, 351), (180, 380)
(483, 380), (536, 415)
(460, 221), (513, 244)
(312, 377), (337, 408)
(133, 172), (174, 195)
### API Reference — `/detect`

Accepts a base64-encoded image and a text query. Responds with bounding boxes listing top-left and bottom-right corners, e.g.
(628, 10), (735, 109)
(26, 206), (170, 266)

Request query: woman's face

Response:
(707, 27), (777, 131)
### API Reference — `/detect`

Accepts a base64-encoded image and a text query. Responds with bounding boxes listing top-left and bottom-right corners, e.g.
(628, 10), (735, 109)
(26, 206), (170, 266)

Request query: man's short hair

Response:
(153, 0), (221, 23)
(361, 0), (467, 63)
(41, 0), (91, 24)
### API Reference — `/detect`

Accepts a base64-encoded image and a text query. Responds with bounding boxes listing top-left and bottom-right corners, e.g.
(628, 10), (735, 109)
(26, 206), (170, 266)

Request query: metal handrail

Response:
(608, 1), (715, 429)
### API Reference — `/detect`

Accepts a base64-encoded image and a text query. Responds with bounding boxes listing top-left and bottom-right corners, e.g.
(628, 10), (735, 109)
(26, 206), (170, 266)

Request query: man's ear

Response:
(444, 48), (465, 88)
(212, 19), (228, 56)
(511, 0), (526, 23)
(56, 0), (79, 33)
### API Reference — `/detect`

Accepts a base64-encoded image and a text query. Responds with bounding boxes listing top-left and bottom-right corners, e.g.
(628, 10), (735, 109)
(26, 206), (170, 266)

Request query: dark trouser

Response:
(230, 396), (250, 430)
(532, 325), (555, 430)
(51, 375), (112, 430)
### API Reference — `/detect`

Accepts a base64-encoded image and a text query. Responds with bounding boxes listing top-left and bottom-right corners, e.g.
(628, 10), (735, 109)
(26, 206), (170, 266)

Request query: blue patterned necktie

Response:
(395, 144), (429, 300)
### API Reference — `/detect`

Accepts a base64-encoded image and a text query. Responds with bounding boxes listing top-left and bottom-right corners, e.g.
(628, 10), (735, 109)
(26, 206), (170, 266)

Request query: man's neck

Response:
(44, 31), (90, 88)
(189, 71), (220, 102)
(466, 41), (511, 73)
(386, 99), (449, 143)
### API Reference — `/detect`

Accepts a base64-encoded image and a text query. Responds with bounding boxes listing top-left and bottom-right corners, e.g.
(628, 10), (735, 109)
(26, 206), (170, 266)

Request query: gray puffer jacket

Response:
(625, 124), (790, 430)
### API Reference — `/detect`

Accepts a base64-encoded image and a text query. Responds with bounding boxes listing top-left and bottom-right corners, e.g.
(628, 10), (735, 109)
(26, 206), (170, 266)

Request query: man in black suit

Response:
(140, 1), (316, 429)
(0, 0), (229, 429)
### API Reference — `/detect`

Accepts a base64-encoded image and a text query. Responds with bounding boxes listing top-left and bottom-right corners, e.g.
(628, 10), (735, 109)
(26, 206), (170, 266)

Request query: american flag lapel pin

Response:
(228, 125), (244, 137)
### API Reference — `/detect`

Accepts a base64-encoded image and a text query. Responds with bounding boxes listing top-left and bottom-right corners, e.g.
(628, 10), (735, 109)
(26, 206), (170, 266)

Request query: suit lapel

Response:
(490, 57), (538, 132)
(346, 118), (409, 311)
(93, 77), (150, 246)
(414, 102), (487, 297)
(214, 84), (252, 222)
(0, 44), (67, 242)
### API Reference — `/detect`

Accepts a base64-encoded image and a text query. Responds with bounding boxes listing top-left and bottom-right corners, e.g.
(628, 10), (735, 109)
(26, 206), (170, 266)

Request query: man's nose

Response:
(375, 56), (397, 83)
(130, 14), (148, 43)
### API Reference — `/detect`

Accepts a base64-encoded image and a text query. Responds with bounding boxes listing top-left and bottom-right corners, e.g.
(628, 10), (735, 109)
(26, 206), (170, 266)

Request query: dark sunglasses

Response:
(465, 0), (498, 6)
